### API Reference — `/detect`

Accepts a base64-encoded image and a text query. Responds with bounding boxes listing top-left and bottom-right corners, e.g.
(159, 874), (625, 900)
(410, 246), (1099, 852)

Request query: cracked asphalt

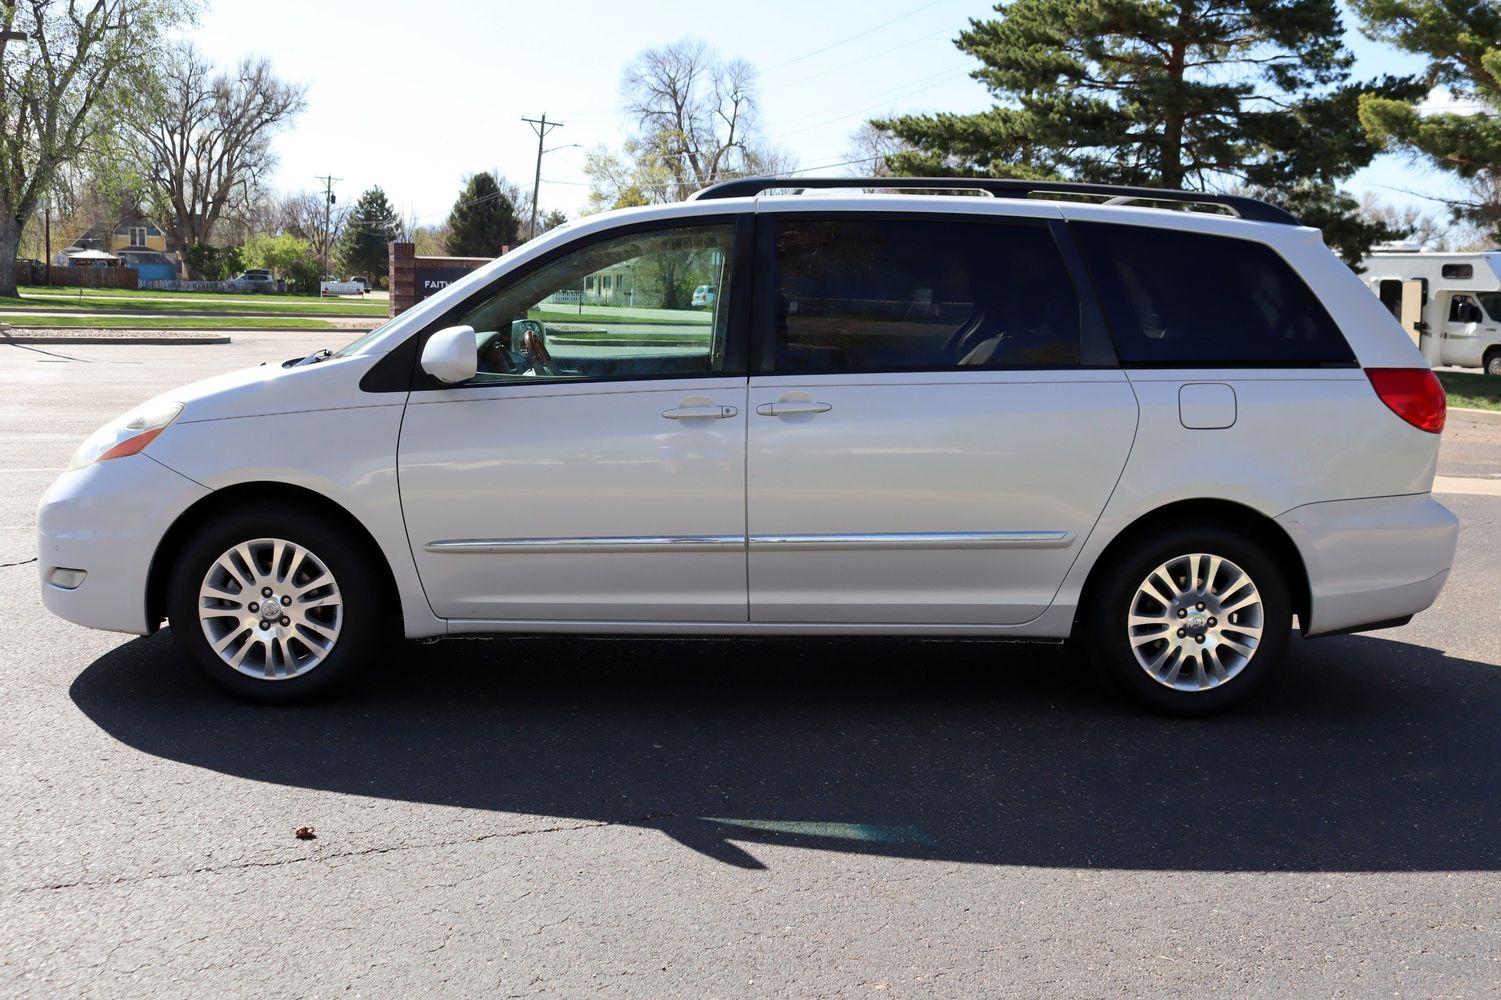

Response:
(4, 336), (1501, 999)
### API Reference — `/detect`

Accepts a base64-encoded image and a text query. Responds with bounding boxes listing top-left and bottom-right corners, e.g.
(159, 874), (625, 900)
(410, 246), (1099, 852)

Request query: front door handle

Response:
(756, 400), (832, 417)
(662, 403), (738, 420)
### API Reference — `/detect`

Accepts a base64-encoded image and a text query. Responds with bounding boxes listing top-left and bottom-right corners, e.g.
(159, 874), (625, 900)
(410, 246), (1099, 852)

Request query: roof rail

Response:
(688, 176), (1300, 226)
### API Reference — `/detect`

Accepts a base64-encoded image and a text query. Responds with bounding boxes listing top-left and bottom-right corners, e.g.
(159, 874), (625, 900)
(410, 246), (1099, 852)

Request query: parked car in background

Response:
(348, 276), (369, 291)
(233, 269), (275, 292)
(692, 283), (716, 307)
(37, 176), (1458, 715)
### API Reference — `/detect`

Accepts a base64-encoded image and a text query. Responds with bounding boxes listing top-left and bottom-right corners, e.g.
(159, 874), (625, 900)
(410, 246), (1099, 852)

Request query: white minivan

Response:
(38, 178), (1459, 714)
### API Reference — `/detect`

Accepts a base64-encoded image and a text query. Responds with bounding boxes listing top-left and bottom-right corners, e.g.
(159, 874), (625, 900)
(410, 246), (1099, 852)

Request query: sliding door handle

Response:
(756, 400), (832, 417)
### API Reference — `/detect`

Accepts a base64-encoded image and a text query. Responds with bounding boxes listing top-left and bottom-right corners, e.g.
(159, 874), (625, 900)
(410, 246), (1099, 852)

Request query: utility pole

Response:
(316, 174), (341, 277)
(523, 114), (562, 240)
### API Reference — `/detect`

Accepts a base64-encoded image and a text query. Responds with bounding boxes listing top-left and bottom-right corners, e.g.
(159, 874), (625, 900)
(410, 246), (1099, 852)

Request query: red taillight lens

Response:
(1366, 367), (1447, 434)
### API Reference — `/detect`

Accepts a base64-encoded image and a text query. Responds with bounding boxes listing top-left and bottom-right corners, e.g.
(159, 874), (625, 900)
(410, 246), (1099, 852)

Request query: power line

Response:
(766, 0), (948, 70)
(523, 114), (564, 239)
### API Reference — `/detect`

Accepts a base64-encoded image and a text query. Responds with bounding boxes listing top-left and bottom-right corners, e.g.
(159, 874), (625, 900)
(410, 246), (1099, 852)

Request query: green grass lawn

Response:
(1437, 371), (1501, 411)
(11, 286), (388, 317)
(3, 314), (341, 331)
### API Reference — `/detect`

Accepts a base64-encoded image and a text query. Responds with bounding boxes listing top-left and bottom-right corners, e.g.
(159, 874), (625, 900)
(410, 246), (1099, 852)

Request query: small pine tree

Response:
(336, 186), (401, 283)
(445, 173), (519, 257)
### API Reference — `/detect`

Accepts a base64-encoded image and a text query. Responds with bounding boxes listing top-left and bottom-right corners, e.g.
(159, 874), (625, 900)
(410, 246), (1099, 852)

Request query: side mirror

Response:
(421, 325), (478, 384)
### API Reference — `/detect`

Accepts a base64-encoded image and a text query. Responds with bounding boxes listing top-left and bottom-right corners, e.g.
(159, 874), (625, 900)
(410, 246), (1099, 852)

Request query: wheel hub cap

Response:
(196, 538), (343, 681)
(1127, 552), (1264, 692)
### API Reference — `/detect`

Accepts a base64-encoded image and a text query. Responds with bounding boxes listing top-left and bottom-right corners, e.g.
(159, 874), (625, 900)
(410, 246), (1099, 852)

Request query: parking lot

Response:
(4, 334), (1501, 998)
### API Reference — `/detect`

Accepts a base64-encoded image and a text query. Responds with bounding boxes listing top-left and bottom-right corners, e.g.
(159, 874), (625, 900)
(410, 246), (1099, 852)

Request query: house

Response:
(59, 214), (181, 281)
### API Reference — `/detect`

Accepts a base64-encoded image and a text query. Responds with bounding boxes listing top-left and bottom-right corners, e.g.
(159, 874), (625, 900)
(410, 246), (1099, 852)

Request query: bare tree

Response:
(280, 190), (347, 269)
(587, 38), (789, 209)
(846, 120), (911, 178)
(0, 0), (187, 296)
(126, 42), (306, 252)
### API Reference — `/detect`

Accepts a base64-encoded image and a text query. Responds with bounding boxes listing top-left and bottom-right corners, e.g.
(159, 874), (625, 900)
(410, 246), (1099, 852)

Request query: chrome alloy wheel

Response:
(196, 537), (343, 680)
(1126, 552), (1264, 692)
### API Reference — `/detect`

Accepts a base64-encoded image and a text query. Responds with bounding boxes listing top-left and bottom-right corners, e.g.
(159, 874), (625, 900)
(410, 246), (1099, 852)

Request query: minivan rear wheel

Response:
(166, 504), (388, 702)
(1084, 526), (1291, 715)
(1486, 350), (1501, 378)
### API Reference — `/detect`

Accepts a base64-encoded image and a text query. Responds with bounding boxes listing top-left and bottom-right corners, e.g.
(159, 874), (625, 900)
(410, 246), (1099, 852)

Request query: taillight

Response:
(1366, 367), (1446, 434)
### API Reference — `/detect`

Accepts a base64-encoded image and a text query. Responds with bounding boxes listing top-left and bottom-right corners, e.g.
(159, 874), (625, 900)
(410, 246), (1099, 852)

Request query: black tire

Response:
(1083, 525), (1292, 716)
(166, 502), (391, 702)
(1486, 351), (1501, 378)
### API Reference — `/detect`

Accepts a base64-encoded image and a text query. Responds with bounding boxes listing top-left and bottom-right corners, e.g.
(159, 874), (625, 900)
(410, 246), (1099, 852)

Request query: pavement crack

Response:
(0, 557), (37, 569)
(15, 814), (676, 894)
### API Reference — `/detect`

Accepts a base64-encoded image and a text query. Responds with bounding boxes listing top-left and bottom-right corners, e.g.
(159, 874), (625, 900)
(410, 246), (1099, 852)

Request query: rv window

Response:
(1442, 263), (1474, 280)
(1073, 224), (1354, 366)
(1478, 293), (1501, 322)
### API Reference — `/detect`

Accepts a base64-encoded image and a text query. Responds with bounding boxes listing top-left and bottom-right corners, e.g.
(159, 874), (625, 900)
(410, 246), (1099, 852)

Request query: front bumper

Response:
(1276, 493), (1459, 637)
(37, 455), (209, 635)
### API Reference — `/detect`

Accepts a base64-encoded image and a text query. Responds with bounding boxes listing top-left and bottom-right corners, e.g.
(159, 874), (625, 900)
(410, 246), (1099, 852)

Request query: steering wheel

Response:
(512, 319), (558, 376)
(477, 331), (519, 375)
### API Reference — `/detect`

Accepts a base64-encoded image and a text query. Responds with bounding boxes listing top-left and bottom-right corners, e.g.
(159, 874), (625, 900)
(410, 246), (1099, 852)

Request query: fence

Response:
(141, 279), (263, 294)
(13, 264), (138, 289)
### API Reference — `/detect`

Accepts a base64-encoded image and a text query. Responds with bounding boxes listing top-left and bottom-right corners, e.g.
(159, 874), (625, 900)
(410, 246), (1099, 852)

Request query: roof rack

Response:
(688, 176), (1300, 226)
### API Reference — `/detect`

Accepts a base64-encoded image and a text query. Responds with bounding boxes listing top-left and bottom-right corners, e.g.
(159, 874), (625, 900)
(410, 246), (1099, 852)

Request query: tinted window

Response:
(1073, 223), (1354, 366)
(1442, 263), (1474, 279)
(772, 219), (1080, 373)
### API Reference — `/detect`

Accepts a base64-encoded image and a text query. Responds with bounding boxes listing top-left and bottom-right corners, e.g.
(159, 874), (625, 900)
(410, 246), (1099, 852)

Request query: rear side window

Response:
(1072, 222), (1355, 366)
(772, 218), (1080, 373)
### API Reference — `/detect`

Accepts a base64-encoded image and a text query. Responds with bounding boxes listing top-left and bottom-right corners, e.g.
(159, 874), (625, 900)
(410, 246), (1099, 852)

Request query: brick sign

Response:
(388, 242), (503, 317)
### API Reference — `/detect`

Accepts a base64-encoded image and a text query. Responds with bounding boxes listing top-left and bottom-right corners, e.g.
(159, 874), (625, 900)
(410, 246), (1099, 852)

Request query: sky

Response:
(181, 0), (1463, 228)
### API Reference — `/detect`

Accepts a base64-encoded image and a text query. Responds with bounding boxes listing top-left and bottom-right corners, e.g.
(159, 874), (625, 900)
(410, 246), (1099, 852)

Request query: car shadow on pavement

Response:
(69, 629), (1501, 871)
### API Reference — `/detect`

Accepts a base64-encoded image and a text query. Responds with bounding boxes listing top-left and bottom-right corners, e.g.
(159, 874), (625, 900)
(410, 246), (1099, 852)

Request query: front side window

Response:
(1073, 222), (1354, 366)
(446, 223), (735, 385)
(1477, 292), (1501, 322)
(772, 218), (1081, 374)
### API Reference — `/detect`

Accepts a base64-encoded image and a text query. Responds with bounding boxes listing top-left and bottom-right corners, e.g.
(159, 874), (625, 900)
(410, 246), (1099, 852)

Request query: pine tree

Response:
(445, 173), (519, 257)
(336, 186), (400, 283)
(1354, 0), (1501, 240)
(873, 0), (1426, 262)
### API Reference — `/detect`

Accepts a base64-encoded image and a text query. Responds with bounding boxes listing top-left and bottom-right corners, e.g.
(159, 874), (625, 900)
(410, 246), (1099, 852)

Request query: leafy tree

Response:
(1354, 0), (1501, 242)
(444, 172), (519, 257)
(184, 242), (243, 280)
(872, 0), (1426, 262)
(336, 185), (400, 281)
(0, 0), (192, 297)
(240, 232), (310, 277)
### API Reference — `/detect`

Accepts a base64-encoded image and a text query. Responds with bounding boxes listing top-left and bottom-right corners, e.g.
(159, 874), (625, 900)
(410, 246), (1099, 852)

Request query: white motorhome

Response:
(1359, 247), (1501, 375)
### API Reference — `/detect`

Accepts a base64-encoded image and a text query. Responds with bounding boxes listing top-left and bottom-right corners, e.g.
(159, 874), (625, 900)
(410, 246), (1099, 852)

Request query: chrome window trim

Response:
(425, 531), (1073, 554)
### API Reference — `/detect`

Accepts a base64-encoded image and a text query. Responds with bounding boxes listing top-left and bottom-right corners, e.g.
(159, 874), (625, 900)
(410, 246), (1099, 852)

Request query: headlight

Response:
(67, 399), (184, 471)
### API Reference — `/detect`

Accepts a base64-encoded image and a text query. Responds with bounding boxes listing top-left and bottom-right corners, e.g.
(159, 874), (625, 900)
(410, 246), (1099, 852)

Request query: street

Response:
(4, 335), (1501, 997)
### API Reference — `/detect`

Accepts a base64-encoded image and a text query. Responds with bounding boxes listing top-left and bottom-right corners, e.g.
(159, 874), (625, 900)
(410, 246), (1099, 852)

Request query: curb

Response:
(1, 331), (232, 345)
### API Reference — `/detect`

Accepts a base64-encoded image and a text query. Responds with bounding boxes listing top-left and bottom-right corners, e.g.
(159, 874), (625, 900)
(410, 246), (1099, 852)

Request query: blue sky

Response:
(183, 0), (1459, 226)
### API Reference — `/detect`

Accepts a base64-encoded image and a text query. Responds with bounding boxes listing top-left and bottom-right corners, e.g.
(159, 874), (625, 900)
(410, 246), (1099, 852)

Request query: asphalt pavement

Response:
(3, 336), (1501, 998)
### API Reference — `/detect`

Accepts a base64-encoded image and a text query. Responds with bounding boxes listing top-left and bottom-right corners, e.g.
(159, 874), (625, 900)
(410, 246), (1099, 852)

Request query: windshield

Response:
(330, 317), (398, 359)
(1478, 293), (1501, 323)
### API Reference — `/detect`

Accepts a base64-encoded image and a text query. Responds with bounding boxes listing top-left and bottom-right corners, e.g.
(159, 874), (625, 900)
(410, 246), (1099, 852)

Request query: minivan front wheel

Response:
(166, 505), (387, 701)
(1085, 527), (1291, 715)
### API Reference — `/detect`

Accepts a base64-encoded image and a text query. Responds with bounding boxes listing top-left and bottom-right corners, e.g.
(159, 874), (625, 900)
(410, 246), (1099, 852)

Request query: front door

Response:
(746, 214), (1137, 626)
(398, 219), (750, 623)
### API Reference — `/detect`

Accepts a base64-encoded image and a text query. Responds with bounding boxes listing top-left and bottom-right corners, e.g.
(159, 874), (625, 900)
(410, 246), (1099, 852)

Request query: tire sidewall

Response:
(166, 503), (387, 702)
(1086, 525), (1291, 716)
(1487, 354), (1501, 378)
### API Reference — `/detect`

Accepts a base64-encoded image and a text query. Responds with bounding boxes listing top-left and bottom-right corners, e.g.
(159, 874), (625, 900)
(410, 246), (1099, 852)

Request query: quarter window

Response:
(444, 224), (735, 385)
(1073, 223), (1354, 366)
(771, 218), (1081, 373)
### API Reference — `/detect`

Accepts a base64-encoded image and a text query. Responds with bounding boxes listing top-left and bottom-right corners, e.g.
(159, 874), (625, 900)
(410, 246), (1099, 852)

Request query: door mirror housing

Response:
(421, 325), (479, 385)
